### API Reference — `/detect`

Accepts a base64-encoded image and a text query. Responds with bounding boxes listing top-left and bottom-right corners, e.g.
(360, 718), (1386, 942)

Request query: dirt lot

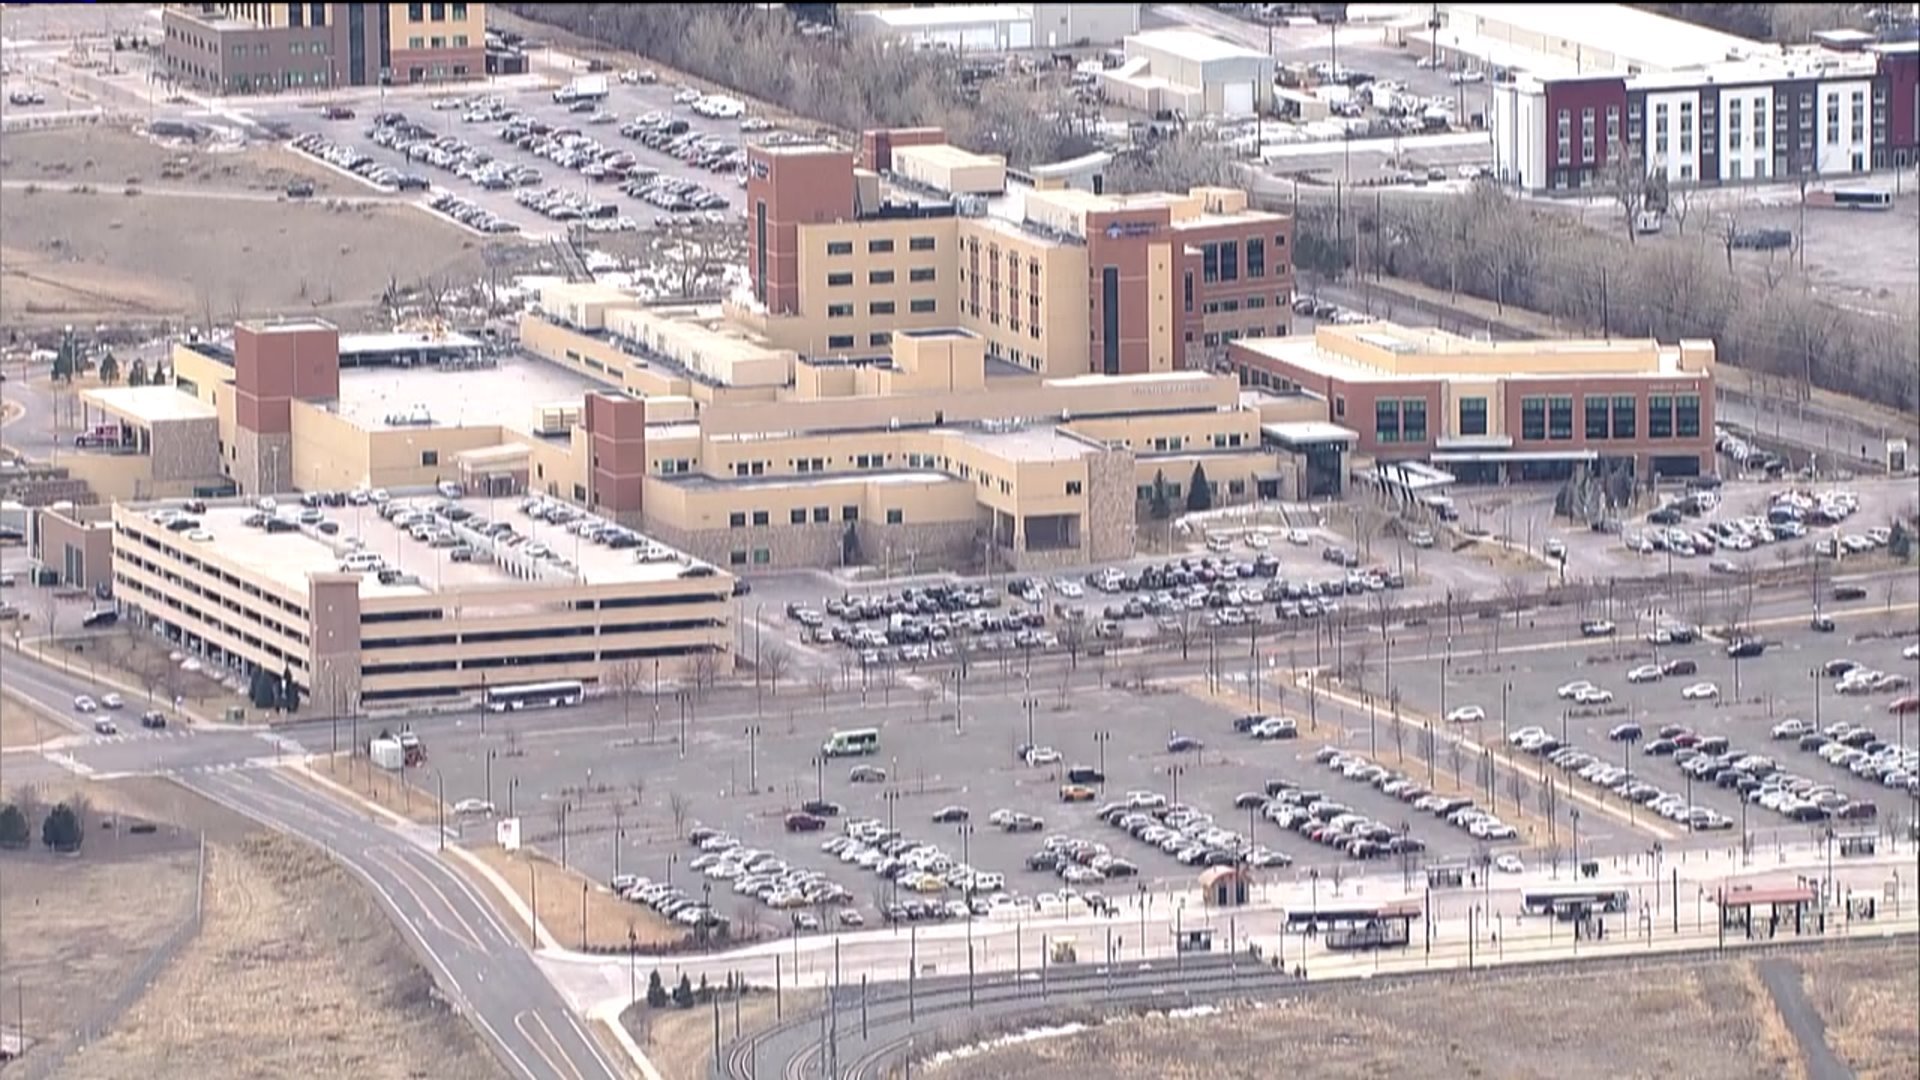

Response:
(927, 957), (1810, 1080)
(622, 991), (785, 1080)
(0, 845), (199, 1062)
(1799, 941), (1920, 1080)
(0, 126), (344, 196)
(0, 128), (502, 328)
(465, 841), (688, 951)
(61, 831), (507, 1080)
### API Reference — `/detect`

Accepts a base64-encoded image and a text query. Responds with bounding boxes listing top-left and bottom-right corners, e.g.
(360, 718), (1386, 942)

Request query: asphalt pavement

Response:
(1, 647), (623, 1080)
(1755, 957), (1855, 1080)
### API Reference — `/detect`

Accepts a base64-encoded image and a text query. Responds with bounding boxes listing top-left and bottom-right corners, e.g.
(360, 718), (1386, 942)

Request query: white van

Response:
(437, 480), (464, 499)
(340, 552), (385, 573)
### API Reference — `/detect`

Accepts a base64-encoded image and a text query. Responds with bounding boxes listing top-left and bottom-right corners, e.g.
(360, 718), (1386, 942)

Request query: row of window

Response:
(1135, 479), (1248, 500)
(402, 2), (470, 22)
(1514, 394), (1700, 441)
(116, 571), (302, 675)
(825, 236), (938, 257)
(1201, 295), (1279, 314)
(1374, 399), (1429, 444)
(405, 34), (471, 49)
(1198, 236), (1284, 284)
(1199, 325), (1286, 348)
(826, 298), (936, 318)
(827, 268), (938, 287)
(729, 506), (900, 528)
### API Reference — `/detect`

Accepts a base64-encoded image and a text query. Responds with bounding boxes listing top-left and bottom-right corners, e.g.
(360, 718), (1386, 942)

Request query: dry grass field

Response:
(1800, 940), (1920, 1080)
(624, 991), (786, 1080)
(927, 958), (1822, 1080)
(0, 694), (66, 749)
(62, 831), (507, 1080)
(0, 847), (199, 1061)
(305, 753), (446, 825)
(0, 127), (500, 328)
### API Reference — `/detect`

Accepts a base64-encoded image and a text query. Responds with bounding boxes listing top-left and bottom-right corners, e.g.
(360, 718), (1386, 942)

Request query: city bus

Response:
(820, 728), (881, 757)
(483, 679), (585, 713)
(1807, 187), (1893, 211)
(1521, 887), (1630, 915)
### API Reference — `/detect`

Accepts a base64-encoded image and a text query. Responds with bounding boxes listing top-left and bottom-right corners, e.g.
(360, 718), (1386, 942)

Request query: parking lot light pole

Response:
(1094, 731), (1111, 782)
(1569, 806), (1582, 870)
(744, 724), (761, 794)
(666, 852), (677, 888)
(508, 776), (519, 819)
(485, 748), (496, 813)
(1809, 668), (1822, 731)
(812, 755), (825, 801)
(1169, 764), (1186, 805)
(1500, 680), (1512, 749)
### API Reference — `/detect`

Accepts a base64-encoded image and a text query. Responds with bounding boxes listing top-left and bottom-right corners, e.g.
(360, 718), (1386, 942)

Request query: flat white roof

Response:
(1443, 2), (1771, 73)
(1129, 28), (1267, 65)
(333, 355), (601, 434)
(1240, 334), (1695, 383)
(82, 385), (217, 424)
(952, 425), (1096, 463)
(340, 330), (486, 355)
(865, 4), (1032, 30)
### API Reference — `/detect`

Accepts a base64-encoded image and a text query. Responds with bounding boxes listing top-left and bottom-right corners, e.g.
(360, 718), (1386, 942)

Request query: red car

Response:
(784, 812), (825, 833)
(1888, 695), (1919, 716)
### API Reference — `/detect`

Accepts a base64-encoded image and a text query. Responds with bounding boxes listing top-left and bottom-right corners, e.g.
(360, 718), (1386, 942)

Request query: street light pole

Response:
(1094, 730), (1110, 783)
(744, 724), (761, 794)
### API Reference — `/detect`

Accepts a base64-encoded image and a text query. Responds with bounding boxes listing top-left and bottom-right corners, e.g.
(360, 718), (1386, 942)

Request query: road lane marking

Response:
(515, 1010), (581, 1080)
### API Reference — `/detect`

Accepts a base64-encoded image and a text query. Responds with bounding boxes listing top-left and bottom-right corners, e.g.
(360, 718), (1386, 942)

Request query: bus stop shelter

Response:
(1719, 884), (1820, 939)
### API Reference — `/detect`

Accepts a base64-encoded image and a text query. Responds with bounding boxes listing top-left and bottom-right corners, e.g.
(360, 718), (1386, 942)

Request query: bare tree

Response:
(875, 660), (900, 705)
(1668, 185), (1694, 236)
(691, 651), (719, 700)
(810, 671), (833, 714)
(629, 779), (647, 822)
(1059, 618), (1085, 670)
(1501, 575), (1529, 628)
(1604, 139), (1646, 244)
(604, 659), (643, 728)
(1720, 210), (1742, 273)
(667, 791), (692, 840)
(760, 643), (791, 697)
(919, 685), (938, 724)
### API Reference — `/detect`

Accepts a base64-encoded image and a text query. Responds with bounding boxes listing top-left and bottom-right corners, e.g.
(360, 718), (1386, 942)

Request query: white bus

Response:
(484, 680), (585, 713)
(821, 728), (881, 757)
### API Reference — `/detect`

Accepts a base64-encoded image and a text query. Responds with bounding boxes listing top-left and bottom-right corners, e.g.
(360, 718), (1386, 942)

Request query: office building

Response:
(161, 1), (486, 93)
(1229, 322), (1717, 483)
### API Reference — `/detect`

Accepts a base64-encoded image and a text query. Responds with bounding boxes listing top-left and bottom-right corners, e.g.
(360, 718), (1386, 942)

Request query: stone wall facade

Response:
(1084, 443), (1137, 564)
(232, 428), (292, 495)
(649, 516), (981, 574)
(150, 417), (222, 484)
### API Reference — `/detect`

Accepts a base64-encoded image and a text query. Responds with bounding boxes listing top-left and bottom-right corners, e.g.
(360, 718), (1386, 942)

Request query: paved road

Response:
(1756, 957), (1855, 1080)
(2, 650), (623, 1080)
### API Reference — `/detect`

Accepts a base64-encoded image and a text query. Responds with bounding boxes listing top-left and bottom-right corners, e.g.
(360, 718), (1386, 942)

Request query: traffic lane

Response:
(190, 767), (621, 1080)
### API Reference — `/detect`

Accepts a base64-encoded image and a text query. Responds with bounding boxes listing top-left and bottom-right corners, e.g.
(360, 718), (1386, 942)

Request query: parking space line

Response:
(1303, 675), (1681, 842)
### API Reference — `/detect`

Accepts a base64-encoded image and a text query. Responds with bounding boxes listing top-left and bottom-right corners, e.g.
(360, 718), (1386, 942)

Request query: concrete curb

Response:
(586, 999), (667, 1080)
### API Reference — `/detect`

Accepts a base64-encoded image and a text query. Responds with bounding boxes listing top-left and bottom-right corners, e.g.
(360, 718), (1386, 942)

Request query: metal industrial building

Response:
(846, 3), (1140, 52)
(1101, 29), (1276, 117)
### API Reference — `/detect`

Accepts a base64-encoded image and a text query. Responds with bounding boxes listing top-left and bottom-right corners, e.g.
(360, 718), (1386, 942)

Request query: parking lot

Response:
(264, 72), (781, 240)
(424, 665), (1539, 938)
(1394, 596), (1920, 858)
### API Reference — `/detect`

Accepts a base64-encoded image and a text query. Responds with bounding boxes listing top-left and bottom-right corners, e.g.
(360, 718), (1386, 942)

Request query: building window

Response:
(730, 551), (747, 566)
(418, 449), (439, 466)
(813, 507), (829, 523)
(1202, 244), (1219, 284)
(909, 298), (936, 314)
(827, 271), (853, 287)
(868, 238), (894, 254)
(1183, 272), (1193, 313)
(826, 241), (853, 257)
(1219, 241), (1238, 282)
(1401, 400), (1427, 443)
(451, 2), (467, 17)
(869, 269), (895, 285)
(1375, 399), (1401, 443)
(790, 509), (807, 525)
(1611, 396), (1636, 439)
(751, 510), (770, 526)
(1520, 397), (1547, 441)
(729, 512), (746, 529)
(1547, 396), (1574, 440)
(1066, 480), (1083, 495)
(1458, 396), (1488, 436)
(409, 3), (425, 19)
(909, 236), (936, 251)
(841, 506), (859, 522)
(1584, 396), (1609, 439)
(885, 509), (903, 525)
(1247, 238), (1265, 278)
(826, 304), (854, 319)
(909, 267), (936, 283)
(869, 301), (896, 316)
(1334, 395), (1345, 418)
(752, 548), (771, 565)
(1675, 394), (1701, 438)
(1649, 395), (1674, 438)
(409, 36), (425, 49)
(827, 334), (855, 350)
(869, 332), (891, 347)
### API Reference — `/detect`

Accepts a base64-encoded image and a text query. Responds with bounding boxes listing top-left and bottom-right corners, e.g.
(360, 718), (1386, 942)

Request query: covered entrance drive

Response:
(1431, 448), (1599, 484)
(1260, 421), (1357, 499)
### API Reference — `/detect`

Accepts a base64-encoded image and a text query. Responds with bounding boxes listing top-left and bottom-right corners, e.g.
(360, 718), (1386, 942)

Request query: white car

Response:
(1494, 854), (1524, 874)
(1286, 529), (1311, 546)
(1681, 682), (1720, 701)
(1025, 746), (1062, 766)
(1445, 705), (1486, 724)
(1905, 643), (1920, 660)
(101, 693), (125, 709)
(453, 798), (497, 816)
(73, 695), (98, 713)
(1409, 530), (1435, 548)
(1627, 665), (1664, 684)
(1556, 680), (1596, 700)
(1574, 687), (1615, 705)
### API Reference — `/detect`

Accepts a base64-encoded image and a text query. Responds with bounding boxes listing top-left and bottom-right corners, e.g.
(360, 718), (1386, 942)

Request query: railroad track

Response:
(720, 931), (1920, 1080)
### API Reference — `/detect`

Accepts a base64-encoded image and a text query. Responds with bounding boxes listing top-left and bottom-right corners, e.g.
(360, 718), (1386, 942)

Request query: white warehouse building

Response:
(1101, 29), (1275, 118)
(848, 4), (1141, 52)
